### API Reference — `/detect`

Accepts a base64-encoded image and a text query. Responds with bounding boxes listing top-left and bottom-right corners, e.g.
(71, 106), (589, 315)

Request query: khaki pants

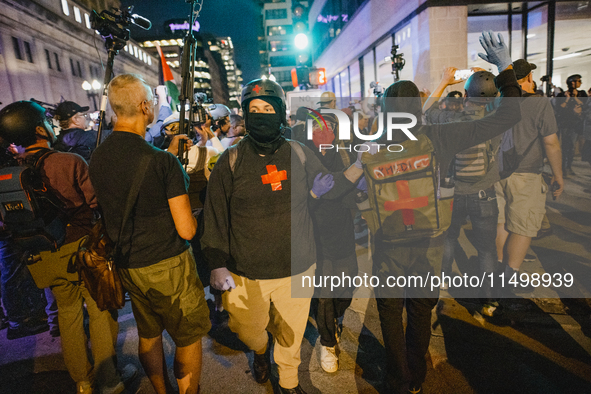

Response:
(48, 241), (121, 391)
(223, 266), (314, 389)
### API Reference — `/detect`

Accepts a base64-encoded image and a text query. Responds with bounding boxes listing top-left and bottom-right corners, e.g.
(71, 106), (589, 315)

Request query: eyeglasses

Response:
(139, 97), (158, 107)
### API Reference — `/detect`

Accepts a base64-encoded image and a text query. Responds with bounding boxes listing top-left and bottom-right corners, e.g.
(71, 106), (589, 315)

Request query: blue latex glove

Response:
(477, 30), (512, 73)
(210, 267), (236, 291)
(311, 173), (334, 198)
(357, 176), (367, 192)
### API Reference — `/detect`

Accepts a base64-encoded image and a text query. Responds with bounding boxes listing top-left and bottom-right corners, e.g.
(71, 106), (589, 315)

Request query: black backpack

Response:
(0, 148), (67, 253)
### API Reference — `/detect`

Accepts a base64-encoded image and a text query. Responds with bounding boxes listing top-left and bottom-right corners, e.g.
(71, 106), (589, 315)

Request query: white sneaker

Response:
(77, 381), (93, 394)
(320, 345), (338, 373)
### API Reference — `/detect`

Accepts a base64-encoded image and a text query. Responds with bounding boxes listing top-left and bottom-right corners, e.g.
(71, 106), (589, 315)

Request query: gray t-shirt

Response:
(514, 94), (558, 174)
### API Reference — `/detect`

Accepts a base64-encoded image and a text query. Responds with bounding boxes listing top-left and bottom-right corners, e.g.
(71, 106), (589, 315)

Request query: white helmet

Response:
(208, 104), (231, 120)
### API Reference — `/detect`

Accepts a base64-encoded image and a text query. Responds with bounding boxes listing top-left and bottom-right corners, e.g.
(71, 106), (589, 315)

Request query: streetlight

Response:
(82, 79), (101, 110)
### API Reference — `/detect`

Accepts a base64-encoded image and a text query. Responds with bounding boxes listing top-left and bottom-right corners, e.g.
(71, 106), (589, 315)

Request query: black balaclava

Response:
(244, 96), (286, 155)
(379, 80), (423, 144)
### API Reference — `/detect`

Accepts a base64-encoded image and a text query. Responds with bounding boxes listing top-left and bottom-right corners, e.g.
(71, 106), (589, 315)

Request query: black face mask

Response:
(246, 112), (283, 143)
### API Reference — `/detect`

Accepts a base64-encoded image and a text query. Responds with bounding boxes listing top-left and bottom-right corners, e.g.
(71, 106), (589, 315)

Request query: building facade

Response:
(0, 0), (160, 111)
(260, 0), (310, 92)
(310, 0), (591, 99)
(139, 31), (242, 106)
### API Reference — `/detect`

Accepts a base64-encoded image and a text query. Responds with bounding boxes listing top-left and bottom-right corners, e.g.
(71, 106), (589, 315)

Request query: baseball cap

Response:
(317, 91), (336, 104)
(513, 59), (537, 80)
(55, 101), (89, 120)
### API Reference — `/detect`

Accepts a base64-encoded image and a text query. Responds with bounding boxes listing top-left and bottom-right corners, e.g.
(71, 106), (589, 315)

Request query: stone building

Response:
(0, 0), (160, 111)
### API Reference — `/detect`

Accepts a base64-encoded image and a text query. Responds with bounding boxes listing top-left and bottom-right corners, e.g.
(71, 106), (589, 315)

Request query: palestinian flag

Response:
(155, 43), (180, 111)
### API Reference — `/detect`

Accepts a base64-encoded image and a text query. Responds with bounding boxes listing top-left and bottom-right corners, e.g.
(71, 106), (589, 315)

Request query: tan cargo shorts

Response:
(495, 172), (547, 238)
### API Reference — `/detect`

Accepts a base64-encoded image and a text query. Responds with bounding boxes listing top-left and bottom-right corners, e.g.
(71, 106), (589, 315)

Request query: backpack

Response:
(441, 106), (498, 184)
(360, 134), (453, 243)
(0, 149), (67, 253)
(188, 146), (208, 210)
(497, 127), (537, 180)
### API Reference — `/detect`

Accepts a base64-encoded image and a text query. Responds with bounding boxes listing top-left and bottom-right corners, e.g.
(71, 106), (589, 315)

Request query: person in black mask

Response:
(201, 79), (364, 394)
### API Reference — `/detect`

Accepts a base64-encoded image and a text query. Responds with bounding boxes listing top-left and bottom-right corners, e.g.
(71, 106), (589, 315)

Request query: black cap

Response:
(513, 59), (537, 80)
(54, 101), (89, 120)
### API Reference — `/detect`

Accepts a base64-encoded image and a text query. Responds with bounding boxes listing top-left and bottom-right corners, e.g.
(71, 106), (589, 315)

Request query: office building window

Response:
(12, 37), (23, 60)
(265, 8), (287, 20)
(267, 25), (292, 36)
(45, 49), (52, 69)
(54, 53), (61, 71)
(270, 55), (295, 67)
(61, 0), (69, 16)
(23, 41), (33, 63)
(269, 40), (291, 52)
(70, 58), (77, 76)
(74, 6), (82, 23)
(77, 61), (83, 78)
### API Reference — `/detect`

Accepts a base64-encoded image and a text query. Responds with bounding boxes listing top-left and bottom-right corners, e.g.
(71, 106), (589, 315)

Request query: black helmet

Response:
(241, 79), (287, 124)
(464, 71), (497, 102)
(0, 101), (47, 147)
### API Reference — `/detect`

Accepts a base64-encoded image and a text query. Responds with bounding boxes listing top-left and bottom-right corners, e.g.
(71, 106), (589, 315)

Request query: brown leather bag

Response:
(75, 154), (152, 311)
(76, 219), (125, 311)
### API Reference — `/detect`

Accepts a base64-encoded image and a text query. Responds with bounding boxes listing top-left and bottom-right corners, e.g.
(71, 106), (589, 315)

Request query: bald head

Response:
(107, 74), (152, 118)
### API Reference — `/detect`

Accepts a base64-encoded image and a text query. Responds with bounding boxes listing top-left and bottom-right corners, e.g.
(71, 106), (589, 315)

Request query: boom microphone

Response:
(131, 14), (152, 30)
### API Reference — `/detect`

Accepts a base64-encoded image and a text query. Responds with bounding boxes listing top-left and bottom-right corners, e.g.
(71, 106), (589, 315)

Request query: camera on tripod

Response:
(90, 6), (151, 46)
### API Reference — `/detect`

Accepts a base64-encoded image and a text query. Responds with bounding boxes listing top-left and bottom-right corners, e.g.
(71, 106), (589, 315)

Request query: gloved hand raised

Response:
(210, 267), (236, 291)
(477, 30), (512, 73)
(354, 142), (381, 168)
(311, 173), (334, 198)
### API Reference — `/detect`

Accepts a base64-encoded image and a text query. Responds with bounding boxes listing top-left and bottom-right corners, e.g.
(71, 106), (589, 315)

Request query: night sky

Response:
(120, 0), (261, 83)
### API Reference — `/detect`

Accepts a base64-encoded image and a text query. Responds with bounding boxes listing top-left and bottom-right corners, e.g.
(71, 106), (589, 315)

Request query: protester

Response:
(90, 74), (210, 394)
(201, 78), (363, 394)
(0, 101), (135, 394)
(304, 110), (358, 373)
(555, 74), (587, 176)
(221, 114), (245, 149)
(53, 101), (97, 161)
(425, 68), (502, 317)
(495, 60), (564, 295)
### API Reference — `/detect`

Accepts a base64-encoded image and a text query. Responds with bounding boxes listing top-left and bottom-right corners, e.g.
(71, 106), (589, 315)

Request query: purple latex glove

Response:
(311, 173), (334, 198)
(210, 267), (236, 291)
(357, 176), (367, 192)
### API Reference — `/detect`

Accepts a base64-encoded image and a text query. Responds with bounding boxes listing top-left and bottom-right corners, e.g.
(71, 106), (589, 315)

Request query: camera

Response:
(90, 6), (151, 44)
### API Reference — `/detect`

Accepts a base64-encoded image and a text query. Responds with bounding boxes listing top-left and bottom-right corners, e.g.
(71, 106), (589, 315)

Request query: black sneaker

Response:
(6, 318), (49, 340)
(0, 317), (8, 330)
(279, 384), (307, 394)
(252, 348), (270, 384)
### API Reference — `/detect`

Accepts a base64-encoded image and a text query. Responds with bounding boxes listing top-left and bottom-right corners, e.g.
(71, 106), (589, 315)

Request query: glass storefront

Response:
(467, 1), (591, 94)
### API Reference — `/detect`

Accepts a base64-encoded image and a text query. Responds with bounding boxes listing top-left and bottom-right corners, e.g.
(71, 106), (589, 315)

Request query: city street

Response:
(1, 160), (590, 394)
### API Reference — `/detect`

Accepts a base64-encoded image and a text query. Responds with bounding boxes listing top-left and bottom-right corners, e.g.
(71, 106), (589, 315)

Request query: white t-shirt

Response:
(186, 145), (220, 180)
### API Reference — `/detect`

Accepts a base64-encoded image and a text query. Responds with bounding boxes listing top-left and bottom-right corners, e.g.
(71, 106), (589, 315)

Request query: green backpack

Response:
(360, 134), (453, 242)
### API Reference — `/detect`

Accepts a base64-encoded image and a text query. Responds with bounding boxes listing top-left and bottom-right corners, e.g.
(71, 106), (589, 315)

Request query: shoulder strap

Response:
(228, 144), (239, 174)
(116, 154), (152, 249)
(288, 140), (306, 166)
(196, 146), (208, 172)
